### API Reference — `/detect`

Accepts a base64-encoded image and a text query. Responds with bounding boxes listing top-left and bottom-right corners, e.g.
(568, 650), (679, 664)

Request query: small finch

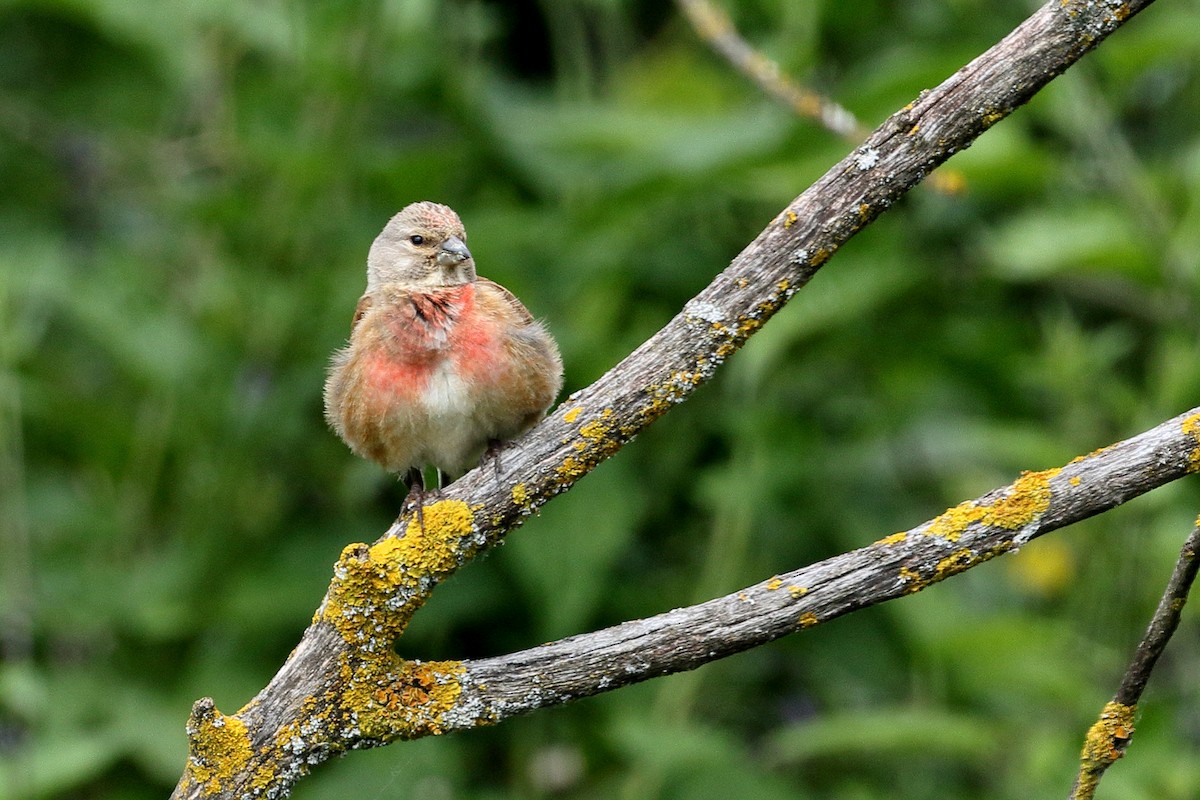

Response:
(324, 201), (563, 498)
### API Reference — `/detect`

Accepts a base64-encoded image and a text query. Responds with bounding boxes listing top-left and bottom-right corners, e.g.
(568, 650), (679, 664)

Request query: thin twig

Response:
(674, 0), (966, 194)
(674, 0), (865, 139)
(1070, 517), (1200, 799)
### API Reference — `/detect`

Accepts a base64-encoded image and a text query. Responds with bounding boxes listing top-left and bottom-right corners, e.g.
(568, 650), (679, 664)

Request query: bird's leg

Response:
(484, 438), (505, 482)
(403, 466), (426, 531)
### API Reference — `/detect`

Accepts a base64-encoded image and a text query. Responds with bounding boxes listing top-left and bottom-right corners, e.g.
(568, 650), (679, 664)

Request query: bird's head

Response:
(366, 201), (476, 291)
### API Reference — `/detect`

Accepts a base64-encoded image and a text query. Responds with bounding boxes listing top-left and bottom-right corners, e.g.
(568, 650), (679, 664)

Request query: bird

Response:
(323, 201), (563, 506)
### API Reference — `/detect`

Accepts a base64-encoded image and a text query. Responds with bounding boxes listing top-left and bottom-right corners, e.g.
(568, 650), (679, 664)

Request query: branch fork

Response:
(171, 1), (1186, 797)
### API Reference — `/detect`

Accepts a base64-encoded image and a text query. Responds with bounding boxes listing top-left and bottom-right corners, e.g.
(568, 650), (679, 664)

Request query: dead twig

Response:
(674, 0), (967, 193)
(1070, 517), (1200, 799)
(674, 0), (864, 139)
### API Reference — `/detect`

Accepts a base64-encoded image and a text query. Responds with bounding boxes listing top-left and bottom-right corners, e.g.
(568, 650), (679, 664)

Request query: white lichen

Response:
(855, 147), (880, 170)
(684, 299), (727, 325)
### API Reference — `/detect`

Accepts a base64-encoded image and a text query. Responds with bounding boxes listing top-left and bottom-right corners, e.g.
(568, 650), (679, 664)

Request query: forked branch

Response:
(171, 1), (1173, 797)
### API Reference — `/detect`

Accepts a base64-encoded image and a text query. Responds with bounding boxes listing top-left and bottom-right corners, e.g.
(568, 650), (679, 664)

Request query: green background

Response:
(2, 0), (1199, 797)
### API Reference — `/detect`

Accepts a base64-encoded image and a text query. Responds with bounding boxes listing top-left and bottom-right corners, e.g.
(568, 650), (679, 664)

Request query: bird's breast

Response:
(381, 285), (473, 355)
(361, 283), (506, 400)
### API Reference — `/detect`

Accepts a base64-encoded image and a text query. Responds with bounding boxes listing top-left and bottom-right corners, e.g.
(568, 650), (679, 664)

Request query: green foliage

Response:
(2, 0), (1199, 798)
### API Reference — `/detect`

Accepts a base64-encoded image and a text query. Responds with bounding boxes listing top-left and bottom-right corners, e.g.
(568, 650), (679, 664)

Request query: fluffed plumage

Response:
(324, 202), (562, 479)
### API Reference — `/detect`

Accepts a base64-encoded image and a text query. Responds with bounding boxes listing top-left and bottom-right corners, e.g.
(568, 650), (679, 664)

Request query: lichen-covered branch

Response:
(1070, 516), (1200, 799)
(175, 407), (1200, 799)
(171, 1), (1167, 797)
(444, 410), (1199, 725)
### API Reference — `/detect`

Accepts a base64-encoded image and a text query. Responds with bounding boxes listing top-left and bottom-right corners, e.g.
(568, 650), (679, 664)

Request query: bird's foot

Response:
(402, 466), (428, 531)
(484, 439), (506, 482)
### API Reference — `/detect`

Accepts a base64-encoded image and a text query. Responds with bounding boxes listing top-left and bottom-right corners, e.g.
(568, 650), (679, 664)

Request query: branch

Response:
(452, 409), (1200, 724)
(673, 0), (966, 193)
(674, 0), (865, 139)
(1070, 516), (1200, 799)
(171, 1), (1169, 797)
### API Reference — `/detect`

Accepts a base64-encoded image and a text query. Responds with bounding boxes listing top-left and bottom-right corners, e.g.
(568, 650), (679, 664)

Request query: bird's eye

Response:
(409, 234), (425, 245)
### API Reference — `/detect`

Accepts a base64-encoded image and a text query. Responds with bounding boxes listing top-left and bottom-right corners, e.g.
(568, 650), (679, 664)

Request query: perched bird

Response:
(324, 201), (562, 500)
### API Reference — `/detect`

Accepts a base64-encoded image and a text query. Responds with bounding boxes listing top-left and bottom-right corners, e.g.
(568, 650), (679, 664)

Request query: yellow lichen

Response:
(1069, 476), (1082, 486)
(580, 419), (608, 441)
(563, 406), (583, 424)
(556, 455), (586, 482)
(898, 567), (923, 593)
(343, 653), (467, 740)
(184, 706), (254, 793)
(787, 585), (808, 598)
(737, 315), (767, 340)
(783, 210), (798, 228)
(1078, 701), (1135, 777)
(320, 500), (476, 644)
(933, 548), (979, 582)
(390, 500), (475, 576)
(797, 612), (819, 628)
(1183, 413), (1200, 473)
(267, 655), (471, 773)
(1069, 444), (1113, 464)
(925, 469), (1058, 541)
(876, 532), (908, 546)
(511, 483), (530, 507)
(765, 577), (783, 590)
(925, 501), (983, 542)
(555, 409), (625, 486)
(270, 696), (331, 778)
(981, 468), (1059, 529)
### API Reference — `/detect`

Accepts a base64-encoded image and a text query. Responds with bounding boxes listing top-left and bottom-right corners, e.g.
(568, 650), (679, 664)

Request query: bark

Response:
(170, 1), (1180, 797)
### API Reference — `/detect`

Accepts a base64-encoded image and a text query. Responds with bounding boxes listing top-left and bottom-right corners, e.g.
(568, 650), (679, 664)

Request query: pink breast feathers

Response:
(363, 350), (429, 402)
(364, 284), (503, 398)
(446, 296), (506, 385)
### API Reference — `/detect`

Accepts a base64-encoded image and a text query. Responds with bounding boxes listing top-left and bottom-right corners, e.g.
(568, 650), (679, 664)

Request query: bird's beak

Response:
(437, 236), (472, 265)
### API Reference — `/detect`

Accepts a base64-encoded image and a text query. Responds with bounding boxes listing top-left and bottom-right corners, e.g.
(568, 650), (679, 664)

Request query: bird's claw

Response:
(485, 439), (506, 481)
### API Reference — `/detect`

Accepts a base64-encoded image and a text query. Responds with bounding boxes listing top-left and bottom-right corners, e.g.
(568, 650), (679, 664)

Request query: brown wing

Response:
(349, 294), (373, 333)
(475, 277), (534, 325)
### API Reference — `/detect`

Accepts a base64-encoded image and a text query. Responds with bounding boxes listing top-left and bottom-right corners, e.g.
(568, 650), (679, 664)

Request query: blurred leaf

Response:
(984, 203), (1155, 283)
(765, 707), (998, 764)
(504, 459), (645, 639)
